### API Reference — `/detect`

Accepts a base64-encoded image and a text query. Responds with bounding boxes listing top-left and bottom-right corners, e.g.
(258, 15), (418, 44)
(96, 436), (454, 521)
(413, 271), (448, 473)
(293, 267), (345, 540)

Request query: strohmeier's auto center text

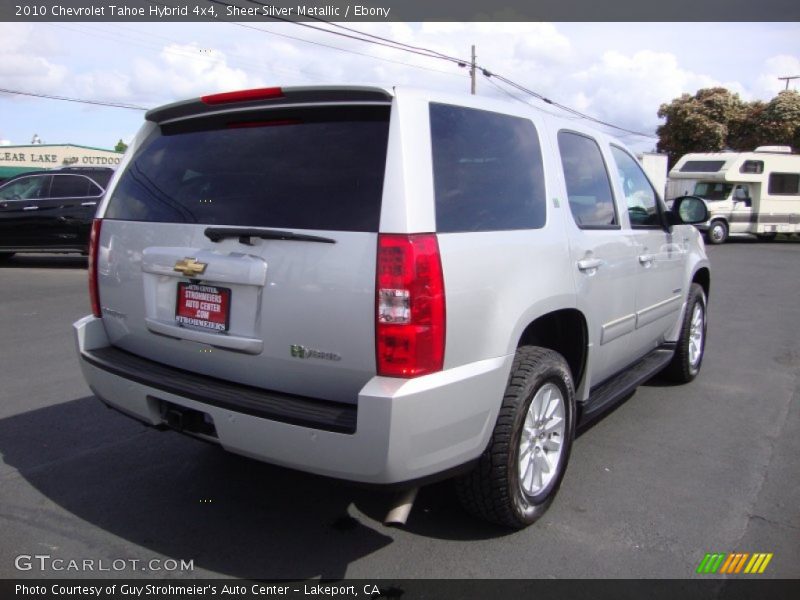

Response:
(15, 583), (383, 596)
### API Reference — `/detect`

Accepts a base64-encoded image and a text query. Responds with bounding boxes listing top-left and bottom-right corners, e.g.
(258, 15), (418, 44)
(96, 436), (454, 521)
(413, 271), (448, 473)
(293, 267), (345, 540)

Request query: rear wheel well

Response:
(517, 309), (587, 391)
(693, 267), (710, 300)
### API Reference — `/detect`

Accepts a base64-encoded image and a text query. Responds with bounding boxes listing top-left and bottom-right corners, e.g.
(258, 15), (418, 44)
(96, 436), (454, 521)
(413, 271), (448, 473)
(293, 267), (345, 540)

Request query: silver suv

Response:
(74, 86), (710, 528)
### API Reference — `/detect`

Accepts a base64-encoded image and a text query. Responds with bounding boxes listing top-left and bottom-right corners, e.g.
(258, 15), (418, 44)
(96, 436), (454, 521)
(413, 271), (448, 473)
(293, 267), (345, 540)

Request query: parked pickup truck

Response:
(74, 86), (710, 528)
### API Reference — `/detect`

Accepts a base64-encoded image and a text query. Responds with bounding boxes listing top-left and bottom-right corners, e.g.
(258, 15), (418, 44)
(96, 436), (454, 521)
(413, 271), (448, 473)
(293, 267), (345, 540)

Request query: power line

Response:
(194, 0), (466, 77)
(485, 72), (657, 139)
(230, 6), (658, 140)
(301, 14), (467, 64)
(241, 0), (468, 66)
(137, 0), (463, 78)
(484, 77), (582, 121)
(0, 87), (148, 110)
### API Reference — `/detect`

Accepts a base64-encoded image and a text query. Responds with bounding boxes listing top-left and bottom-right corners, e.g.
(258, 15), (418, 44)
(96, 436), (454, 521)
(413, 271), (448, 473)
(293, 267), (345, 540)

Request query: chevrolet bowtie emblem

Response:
(173, 257), (207, 276)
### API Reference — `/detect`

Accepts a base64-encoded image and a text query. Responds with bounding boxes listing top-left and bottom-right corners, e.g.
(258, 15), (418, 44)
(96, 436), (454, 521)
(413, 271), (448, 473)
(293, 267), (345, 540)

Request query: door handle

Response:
(577, 258), (604, 272)
(638, 254), (654, 265)
(22, 206), (39, 211)
(81, 201), (98, 206)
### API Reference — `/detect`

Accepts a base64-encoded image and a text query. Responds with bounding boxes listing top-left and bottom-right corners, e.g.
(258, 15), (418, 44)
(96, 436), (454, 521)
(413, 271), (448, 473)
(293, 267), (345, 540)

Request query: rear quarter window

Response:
(429, 103), (546, 232)
(557, 131), (617, 228)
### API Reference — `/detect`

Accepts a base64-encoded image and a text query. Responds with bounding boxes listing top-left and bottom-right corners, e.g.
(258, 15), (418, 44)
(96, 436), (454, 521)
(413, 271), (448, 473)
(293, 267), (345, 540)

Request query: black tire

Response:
(663, 283), (707, 383)
(706, 220), (728, 245)
(756, 232), (777, 242)
(0, 252), (15, 262)
(455, 346), (576, 529)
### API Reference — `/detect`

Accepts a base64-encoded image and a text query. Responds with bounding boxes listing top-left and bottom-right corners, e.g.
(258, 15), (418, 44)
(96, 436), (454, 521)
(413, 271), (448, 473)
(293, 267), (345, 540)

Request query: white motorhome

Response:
(668, 146), (800, 244)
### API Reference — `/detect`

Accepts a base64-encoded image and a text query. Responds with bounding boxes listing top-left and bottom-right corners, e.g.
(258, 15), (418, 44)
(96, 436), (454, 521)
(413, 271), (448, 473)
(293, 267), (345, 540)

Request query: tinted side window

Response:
(0, 175), (50, 200)
(430, 103), (546, 232)
(768, 173), (800, 195)
(610, 146), (661, 227)
(87, 180), (104, 196)
(50, 175), (92, 198)
(90, 170), (113, 189)
(557, 132), (617, 228)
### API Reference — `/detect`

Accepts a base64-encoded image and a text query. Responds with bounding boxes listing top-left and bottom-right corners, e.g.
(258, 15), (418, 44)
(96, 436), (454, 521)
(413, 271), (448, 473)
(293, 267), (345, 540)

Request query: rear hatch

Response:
(96, 87), (393, 404)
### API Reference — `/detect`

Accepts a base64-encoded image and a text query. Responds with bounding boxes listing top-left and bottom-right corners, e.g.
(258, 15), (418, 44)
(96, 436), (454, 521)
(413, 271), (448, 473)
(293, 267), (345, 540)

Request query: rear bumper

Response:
(74, 315), (512, 485)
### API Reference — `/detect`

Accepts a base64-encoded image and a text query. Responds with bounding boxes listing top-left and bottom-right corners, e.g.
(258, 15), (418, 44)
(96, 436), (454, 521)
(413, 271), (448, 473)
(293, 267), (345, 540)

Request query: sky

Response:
(0, 21), (798, 153)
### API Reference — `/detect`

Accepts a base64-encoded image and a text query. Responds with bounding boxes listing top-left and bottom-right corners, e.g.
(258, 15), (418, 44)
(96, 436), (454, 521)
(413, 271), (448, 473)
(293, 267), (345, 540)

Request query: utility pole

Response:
(470, 45), (476, 95)
(778, 75), (800, 90)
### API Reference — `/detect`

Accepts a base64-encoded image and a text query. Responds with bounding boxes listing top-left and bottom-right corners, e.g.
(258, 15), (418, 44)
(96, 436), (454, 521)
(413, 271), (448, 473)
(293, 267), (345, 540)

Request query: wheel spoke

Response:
(543, 416), (563, 433)
(543, 436), (561, 452)
(523, 423), (536, 439)
(537, 387), (552, 420)
(533, 462), (544, 490)
(544, 393), (560, 420)
(525, 410), (535, 431)
(523, 457), (535, 491)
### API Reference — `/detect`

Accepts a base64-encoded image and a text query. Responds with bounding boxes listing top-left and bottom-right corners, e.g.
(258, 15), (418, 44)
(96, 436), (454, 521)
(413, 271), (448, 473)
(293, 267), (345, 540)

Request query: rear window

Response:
(106, 107), (390, 232)
(430, 103), (546, 232)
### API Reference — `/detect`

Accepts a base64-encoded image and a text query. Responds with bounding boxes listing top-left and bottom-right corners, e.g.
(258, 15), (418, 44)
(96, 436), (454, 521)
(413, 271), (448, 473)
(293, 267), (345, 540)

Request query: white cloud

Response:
(0, 23), (69, 93)
(129, 43), (263, 103)
(756, 55), (800, 97)
(561, 50), (724, 135)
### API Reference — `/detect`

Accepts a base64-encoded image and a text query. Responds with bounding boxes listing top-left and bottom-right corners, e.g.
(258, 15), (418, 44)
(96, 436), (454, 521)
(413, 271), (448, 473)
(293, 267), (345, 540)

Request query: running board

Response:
(579, 346), (674, 428)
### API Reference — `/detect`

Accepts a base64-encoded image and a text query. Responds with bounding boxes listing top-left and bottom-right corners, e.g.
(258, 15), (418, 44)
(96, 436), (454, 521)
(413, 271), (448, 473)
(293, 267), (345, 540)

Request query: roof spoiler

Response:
(146, 86), (393, 125)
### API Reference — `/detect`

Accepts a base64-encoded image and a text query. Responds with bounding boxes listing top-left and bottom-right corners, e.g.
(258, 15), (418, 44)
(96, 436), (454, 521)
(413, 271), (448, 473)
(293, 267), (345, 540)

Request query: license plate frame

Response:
(175, 282), (231, 333)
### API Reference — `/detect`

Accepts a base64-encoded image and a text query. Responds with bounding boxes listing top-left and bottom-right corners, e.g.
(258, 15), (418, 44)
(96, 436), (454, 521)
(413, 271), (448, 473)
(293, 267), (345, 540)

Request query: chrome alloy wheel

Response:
(688, 302), (705, 368)
(710, 223), (725, 243)
(518, 382), (566, 496)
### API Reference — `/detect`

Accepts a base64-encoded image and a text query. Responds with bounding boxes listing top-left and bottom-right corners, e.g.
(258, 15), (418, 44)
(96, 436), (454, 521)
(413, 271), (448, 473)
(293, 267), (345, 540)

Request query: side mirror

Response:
(668, 195), (709, 225)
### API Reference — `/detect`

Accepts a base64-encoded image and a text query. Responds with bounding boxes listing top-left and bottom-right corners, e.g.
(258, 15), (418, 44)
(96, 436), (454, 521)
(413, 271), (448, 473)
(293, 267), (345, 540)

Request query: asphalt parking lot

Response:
(1, 238), (798, 580)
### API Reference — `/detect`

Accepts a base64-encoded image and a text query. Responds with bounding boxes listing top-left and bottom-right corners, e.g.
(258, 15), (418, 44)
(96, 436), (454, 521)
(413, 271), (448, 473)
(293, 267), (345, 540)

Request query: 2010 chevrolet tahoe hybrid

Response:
(74, 86), (710, 528)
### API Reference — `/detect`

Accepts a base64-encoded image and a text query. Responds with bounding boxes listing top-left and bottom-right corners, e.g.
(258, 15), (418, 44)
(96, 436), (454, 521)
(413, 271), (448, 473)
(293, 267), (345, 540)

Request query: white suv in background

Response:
(74, 86), (710, 528)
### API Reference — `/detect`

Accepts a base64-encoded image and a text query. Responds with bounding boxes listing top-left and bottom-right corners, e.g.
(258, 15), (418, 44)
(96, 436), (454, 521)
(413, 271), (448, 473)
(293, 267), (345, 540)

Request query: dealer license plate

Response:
(175, 282), (231, 332)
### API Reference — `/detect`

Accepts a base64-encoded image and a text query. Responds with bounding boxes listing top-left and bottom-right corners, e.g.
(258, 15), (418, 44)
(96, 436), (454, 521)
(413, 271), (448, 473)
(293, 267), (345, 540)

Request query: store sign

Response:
(0, 146), (122, 168)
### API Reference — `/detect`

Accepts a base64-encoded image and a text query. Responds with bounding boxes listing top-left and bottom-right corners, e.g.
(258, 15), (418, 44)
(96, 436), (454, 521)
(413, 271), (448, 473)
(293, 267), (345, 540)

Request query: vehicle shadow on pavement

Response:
(0, 255), (87, 269)
(0, 396), (402, 579)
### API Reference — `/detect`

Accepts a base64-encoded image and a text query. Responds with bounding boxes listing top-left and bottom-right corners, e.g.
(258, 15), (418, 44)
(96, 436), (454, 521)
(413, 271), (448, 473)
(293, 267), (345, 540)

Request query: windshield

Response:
(693, 182), (733, 201)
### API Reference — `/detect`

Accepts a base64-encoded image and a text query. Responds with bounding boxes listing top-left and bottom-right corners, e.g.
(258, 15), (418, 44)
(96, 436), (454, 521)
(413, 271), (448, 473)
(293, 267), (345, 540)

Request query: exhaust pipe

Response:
(384, 487), (418, 526)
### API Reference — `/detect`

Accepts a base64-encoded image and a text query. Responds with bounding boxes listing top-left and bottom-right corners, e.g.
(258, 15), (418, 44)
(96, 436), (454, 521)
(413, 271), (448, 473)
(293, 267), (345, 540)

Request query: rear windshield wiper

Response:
(205, 227), (336, 245)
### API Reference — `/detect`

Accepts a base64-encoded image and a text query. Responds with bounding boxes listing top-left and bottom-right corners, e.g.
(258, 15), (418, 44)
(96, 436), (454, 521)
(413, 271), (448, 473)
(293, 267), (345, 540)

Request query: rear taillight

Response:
(88, 218), (102, 317)
(201, 87), (284, 105)
(376, 234), (445, 378)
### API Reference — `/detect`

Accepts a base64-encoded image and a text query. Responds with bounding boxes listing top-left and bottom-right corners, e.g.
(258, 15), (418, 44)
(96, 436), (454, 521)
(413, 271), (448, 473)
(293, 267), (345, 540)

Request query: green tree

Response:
(656, 87), (747, 167)
(114, 139), (128, 153)
(727, 100), (766, 152)
(754, 90), (800, 150)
